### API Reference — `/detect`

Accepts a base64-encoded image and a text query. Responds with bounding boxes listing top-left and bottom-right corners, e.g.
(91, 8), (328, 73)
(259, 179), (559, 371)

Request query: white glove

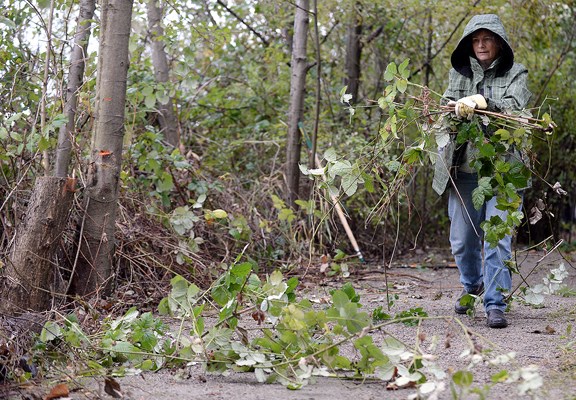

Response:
(454, 94), (487, 120)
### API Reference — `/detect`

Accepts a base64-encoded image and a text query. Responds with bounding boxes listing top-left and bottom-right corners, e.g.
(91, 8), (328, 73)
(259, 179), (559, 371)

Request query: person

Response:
(431, 14), (532, 328)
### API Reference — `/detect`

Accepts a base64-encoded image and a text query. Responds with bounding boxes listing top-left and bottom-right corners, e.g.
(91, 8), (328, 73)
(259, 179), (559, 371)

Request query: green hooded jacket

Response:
(432, 14), (532, 196)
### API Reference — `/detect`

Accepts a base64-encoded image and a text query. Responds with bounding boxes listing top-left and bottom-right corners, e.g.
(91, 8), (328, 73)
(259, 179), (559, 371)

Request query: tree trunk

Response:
(70, 0), (134, 297)
(146, 0), (180, 147)
(285, 0), (309, 206)
(1, 177), (76, 315)
(54, 0), (97, 178)
(0, 1), (96, 316)
(344, 4), (362, 103)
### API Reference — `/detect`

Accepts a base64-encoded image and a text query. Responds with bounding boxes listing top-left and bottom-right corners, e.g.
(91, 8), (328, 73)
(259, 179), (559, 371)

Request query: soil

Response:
(2, 249), (576, 400)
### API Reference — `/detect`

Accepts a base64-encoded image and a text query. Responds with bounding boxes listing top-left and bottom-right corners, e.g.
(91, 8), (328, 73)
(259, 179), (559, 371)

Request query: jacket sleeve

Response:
(487, 66), (532, 112)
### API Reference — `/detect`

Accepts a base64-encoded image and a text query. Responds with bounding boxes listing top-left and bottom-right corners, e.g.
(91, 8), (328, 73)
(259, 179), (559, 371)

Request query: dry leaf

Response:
(44, 383), (69, 400)
(251, 310), (265, 325)
(104, 377), (123, 398)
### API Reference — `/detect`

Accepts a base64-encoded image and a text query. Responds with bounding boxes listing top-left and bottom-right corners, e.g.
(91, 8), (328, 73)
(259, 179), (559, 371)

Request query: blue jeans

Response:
(448, 172), (517, 312)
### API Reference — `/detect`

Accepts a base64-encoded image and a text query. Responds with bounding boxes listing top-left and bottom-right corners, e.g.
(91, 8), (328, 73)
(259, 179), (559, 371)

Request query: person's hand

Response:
(454, 94), (487, 119)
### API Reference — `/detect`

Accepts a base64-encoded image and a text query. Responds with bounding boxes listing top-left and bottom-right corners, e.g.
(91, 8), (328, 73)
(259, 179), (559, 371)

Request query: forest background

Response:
(0, 0), (574, 317)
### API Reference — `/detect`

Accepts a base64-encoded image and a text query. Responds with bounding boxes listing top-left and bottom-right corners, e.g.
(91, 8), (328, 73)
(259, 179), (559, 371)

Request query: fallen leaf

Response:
(44, 383), (69, 400)
(104, 377), (123, 398)
(251, 310), (265, 325)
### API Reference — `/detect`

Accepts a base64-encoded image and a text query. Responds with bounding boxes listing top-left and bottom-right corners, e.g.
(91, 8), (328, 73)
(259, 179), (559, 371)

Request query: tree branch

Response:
(215, 0), (269, 47)
(532, 16), (576, 106)
(410, 0), (482, 79)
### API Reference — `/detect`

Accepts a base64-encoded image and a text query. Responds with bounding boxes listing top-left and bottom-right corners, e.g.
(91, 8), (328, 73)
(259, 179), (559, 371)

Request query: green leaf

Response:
(157, 297), (170, 315)
(404, 143), (425, 164)
(138, 359), (156, 371)
(396, 78), (408, 93)
(452, 370), (473, 387)
(491, 370), (509, 383)
(328, 160), (352, 178)
(38, 135), (51, 152)
(211, 209), (228, 219)
(398, 58), (410, 79)
(494, 128), (510, 141)
(40, 321), (62, 342)
(478, 142), (496, 158)
(231, 262), (252, 280)
(494, 160), (511, 173)
(341, 173), (358, 196)
(145, 94), (156, 109)
(384, 115), (398, 139)
(472, 186), (486, 210)
(381, 337), (405, 357)
(384, 62), (397, 81)
(506, 163), (530, 188)
(324, 148), (338, 162)
(340, 282), (360, 303)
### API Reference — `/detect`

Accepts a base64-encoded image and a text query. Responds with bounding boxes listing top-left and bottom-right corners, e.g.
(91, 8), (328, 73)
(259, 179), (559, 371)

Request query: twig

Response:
(506, 239), (564, 299)
(439, 105), (555, 132)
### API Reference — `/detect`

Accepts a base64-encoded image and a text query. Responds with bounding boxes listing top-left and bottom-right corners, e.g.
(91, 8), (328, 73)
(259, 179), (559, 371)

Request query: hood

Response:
(451, 14), (514, 77)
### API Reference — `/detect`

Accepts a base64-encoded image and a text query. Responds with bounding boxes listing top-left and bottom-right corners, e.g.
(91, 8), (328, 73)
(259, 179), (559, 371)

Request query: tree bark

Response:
(344, 4), (362, 103)
(146, 0), (180, 147)
(0, 1), (96, 316)
(285, 0), (309, 206)
(1, 177), (76, 315)
(54, 0), (97, 178)
(70, 0), (134, 297)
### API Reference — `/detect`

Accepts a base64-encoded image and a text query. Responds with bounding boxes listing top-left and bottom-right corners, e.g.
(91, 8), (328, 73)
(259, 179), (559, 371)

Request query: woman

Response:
(432, 14), (532, 328)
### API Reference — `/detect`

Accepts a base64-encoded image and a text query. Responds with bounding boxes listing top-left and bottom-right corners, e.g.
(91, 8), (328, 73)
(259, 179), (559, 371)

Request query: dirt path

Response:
(3, 250), (576, 399)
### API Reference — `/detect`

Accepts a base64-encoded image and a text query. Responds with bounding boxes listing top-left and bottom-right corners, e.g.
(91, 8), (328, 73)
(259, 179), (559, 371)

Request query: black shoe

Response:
(454, 284), (484, 314)
(486, 309), (508, 328)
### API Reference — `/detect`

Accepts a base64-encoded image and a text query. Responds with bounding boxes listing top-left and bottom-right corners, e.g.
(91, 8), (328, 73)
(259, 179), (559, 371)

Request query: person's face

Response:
(471, 29), (500, 69)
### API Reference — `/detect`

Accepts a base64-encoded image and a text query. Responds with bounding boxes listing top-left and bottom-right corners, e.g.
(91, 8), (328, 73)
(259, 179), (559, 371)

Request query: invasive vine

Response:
(32, 256), (551, 398)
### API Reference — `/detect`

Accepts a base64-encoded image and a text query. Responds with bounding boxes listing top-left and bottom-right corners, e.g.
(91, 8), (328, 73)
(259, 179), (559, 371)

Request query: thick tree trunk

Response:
(344, 5), (362, 103)
(0, 1), (95, 316)
(285, 0), (309, 206)
(0, 177), (75, 315)
(146, 0), (180, 147)
(54, 0), (96, 178)
(70, 0), (134, 297)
